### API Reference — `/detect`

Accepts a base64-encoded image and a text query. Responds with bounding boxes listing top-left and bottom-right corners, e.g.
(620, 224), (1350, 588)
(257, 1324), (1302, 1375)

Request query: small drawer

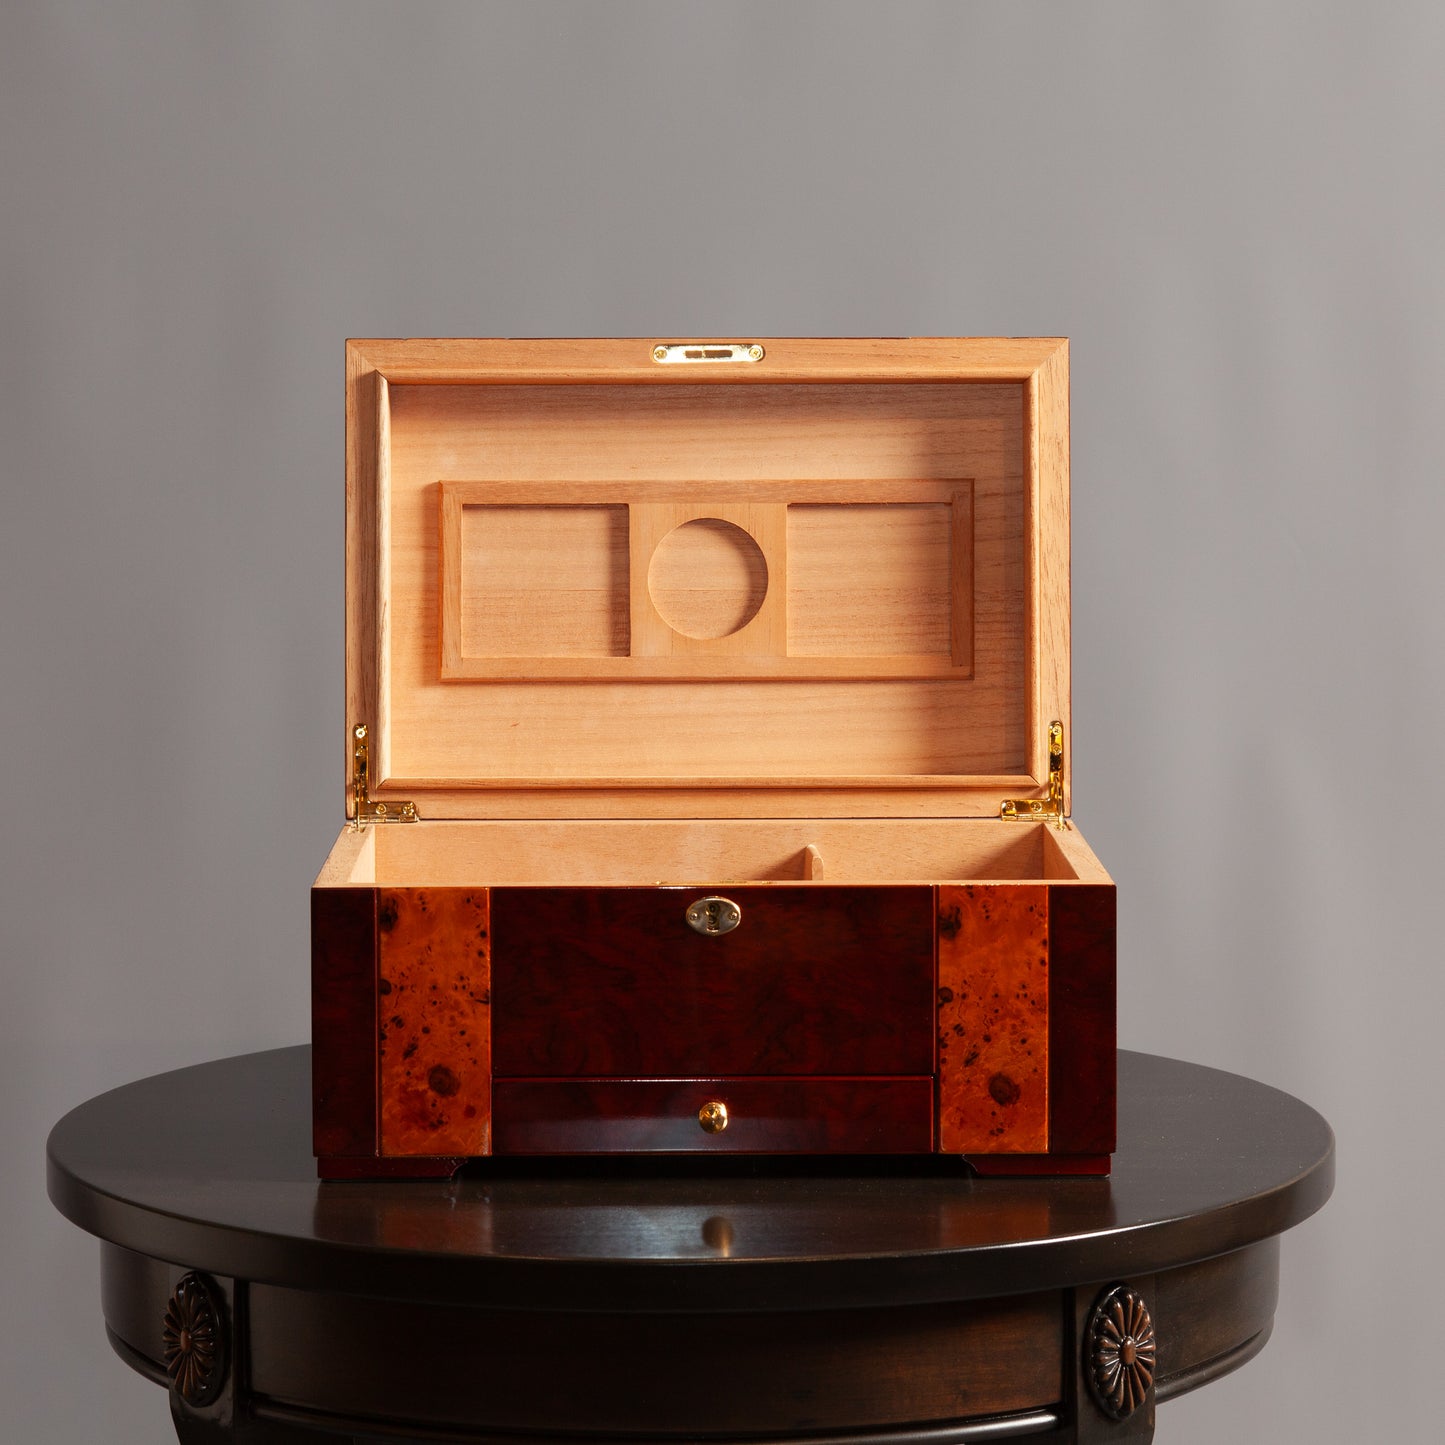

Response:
(491, 886), (935, 1078)
(492, 1078), (935, 1154)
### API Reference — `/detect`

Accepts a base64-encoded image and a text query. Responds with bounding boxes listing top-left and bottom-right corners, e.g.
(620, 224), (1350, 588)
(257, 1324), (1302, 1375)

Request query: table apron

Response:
(100, 1239), (1280, 1441)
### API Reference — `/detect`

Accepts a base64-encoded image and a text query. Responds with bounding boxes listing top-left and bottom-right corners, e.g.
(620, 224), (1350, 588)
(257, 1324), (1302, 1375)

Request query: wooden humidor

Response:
(312, 337), (1115, 1179)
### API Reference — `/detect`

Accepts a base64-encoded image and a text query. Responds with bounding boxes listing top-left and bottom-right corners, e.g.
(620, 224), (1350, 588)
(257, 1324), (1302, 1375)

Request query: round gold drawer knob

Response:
(698, 1101), (729, 1134)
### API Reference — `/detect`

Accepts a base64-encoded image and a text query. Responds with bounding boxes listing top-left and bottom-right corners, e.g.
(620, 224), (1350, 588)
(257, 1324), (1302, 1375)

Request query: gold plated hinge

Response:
(1001, 720), (1069, 829)
(351, 724), (417, 826)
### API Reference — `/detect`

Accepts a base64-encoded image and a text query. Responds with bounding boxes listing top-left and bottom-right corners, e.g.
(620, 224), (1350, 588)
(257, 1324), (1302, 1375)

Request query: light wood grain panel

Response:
(643, 515), (772, 645)
(342, 339), (1071, 818)
(435, 656), (987, 682)
(1042, 825), (1114, 883)
(438, 482), (464, 676)
(319, 818), (1099, 886)
(316, 819), (1110, 883)
(312, 825), (372, 886)
(459, 503), (629, 658)
(1033, 341), (1070, 811)
(438, 480), (965, 505)
(350, 335), (1068, 385)
(633, 502), (785, 657)
(344, 350), (382, 816)
(437, 480), (969, 681)
(375, 377), (394, 782)
(386, 381), (1027, 786)
(951, 487), (974, 668)
(787, 499), (964, 663)
(357, 786), (1031, 820)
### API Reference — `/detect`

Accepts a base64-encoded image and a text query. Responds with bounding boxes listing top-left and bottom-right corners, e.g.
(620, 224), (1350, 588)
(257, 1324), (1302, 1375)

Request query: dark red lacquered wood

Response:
(310, 887), (377, 1160)
(1048, 884), (1117, 1155)
(490, 886), (934, 1078)
(492, 1077), (934, 1154)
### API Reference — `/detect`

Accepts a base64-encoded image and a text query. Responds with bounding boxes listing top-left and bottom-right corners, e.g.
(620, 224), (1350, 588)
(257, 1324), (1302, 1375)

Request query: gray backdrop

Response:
(5, 4), (1439, 1441)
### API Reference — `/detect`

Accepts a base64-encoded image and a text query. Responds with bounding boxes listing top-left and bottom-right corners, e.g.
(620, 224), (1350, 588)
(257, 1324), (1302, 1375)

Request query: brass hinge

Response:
(1001, 720), (1069, 829)
(351, 724), (417, 826)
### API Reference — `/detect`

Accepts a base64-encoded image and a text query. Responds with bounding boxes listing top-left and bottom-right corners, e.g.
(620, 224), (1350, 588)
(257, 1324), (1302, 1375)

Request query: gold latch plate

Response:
(351, 724), (417, 826)
(651, 342), (765, 365)
(1001, 720), (1068, 829)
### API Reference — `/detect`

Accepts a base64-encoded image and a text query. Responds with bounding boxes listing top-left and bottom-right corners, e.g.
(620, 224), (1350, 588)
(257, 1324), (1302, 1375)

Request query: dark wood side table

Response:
(47, 1047), (1332, 1445)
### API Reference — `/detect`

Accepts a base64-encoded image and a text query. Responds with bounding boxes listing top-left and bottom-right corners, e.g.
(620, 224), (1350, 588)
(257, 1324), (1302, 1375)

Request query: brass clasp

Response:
(651, 342), (764, 365)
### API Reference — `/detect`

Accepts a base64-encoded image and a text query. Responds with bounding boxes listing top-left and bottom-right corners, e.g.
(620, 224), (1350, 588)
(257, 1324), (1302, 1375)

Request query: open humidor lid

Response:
(345, 337), (1070, 822)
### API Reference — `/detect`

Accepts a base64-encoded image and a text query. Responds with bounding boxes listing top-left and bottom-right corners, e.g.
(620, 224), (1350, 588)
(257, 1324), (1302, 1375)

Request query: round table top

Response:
(47, 1046), (1333, 1314)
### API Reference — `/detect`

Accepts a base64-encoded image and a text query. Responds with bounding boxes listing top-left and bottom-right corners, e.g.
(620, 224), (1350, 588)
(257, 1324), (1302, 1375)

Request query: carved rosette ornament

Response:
(1087, 1284), (1156, 1420)
(162, 1272), (226, 1407)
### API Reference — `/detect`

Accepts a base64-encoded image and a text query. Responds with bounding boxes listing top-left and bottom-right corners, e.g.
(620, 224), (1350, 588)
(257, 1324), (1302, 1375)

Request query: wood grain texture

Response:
(389, 382), (1024, 786)
(341, 335), (1075, 814)
(344, 351), (382, 815)
(310, 888), (377, 1159)
(1031, 340), (1070, 810)
(349, 335), (1068, 384)
(951, 485), (975, 668)
(786, 491), (968, 668)
(633, 501), (786, 659)
(340, 336), (1074, 819)
(359, 816), (1066, 885)
(490, 886), (934, 1078)
(91, 1216), (1305, 1439)
(936, 884), (1050, 1154)
(1048, 883), (1117, 1155)
(377, 888), (492, 1157)
(1154, 1238), (1278, 1385)
(442, 491), (631, 670)
(493, 1078), (934, 1155)
(436, 479), (976, 681)
(246, 1284), (1058, 1432)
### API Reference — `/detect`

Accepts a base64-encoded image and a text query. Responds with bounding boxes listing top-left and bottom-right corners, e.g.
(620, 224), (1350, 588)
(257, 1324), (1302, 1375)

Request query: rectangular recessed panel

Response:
(460, 504), (628, 657)
(393, 383), (1030, 789)
(788, 502), (964, 660)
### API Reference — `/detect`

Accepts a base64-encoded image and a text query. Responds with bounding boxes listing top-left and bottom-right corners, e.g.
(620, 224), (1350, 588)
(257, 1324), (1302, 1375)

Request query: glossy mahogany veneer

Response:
(313, 879), (1116, 1174)
(490, 886), (935, 1078)
(492, 1077), (935, 1154)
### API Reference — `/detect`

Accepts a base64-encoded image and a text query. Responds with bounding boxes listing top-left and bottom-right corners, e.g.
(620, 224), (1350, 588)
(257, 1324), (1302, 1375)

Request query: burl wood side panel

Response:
(491, 886), (934, 1078)
(493, 1078), (934, 1155)
(378, 888), (492, 1157)
(1048, 883), (1116, 1154)
(311, 888), (378, 1158)
(936, 885), (1049, 1154)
